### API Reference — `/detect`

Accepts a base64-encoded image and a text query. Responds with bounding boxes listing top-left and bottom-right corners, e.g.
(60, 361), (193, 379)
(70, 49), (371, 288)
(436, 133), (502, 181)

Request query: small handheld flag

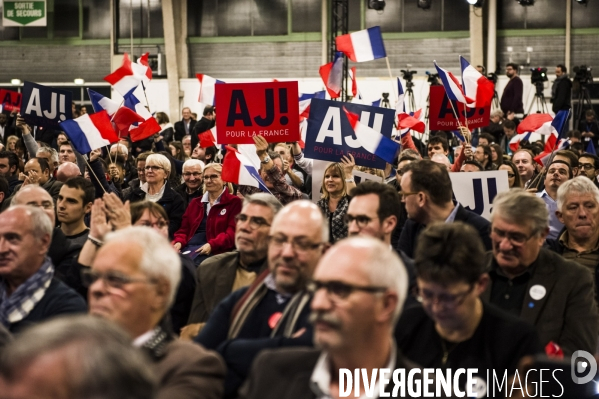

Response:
(60, 111), (119, 154)
(103, 53), (142, 97)
(335, 26), (386, 63)
(222, 146), (272, 194)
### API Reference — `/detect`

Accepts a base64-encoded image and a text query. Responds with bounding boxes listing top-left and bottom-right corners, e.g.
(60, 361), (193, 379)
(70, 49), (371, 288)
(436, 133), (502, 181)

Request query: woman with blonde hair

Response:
(125, 153), (185, 238)
(316, 154), (355, 243)
(172, 162), (241, 265)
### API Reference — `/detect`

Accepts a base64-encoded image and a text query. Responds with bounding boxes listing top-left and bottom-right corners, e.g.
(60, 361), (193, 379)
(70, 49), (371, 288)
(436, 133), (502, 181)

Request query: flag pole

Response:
(385, 57), (398, 99)
(141, 82), (152, 113)
(83, 156), (108, 194)
(110, 98), (126, 123)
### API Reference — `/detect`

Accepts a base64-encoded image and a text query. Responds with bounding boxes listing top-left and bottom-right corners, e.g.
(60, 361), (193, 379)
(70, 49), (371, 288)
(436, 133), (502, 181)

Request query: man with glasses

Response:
(485, 189), (598, 355)
(578, 152), (599, 188)
(396, 222), (542, 394)
(181, 193), (281, 339)
(0, 206), (86, 333)
(398, 160), (491, 258)
(87, 226), (226, 399)
(195, 200), (327, 398)
(175, 159), (204, 209)
(536, 160), (573, 240)
(239, 237), (414, 399)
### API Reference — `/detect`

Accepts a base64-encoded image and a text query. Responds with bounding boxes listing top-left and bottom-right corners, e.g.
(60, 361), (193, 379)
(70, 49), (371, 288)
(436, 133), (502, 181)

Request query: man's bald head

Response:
(12, 186), (55, 228)
(56, 162), (81, 183)
(431, 153), (452, 171)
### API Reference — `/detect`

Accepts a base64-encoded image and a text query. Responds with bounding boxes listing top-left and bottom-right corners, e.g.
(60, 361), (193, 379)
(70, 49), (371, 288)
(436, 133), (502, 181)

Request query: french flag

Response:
(349, 67), (358, 98)
(535, 139), (570, 166)
(198, 126), (218, 148)
(132, 53), (152, 85)
(319, 52), (343, 98)
(335, 26), (386, 63)
(222, 146), (271, 194)
(434, 61), (474, 106)
(129, 118), (161, 142)
(60, 111), (119, 154)
(88, 89), (121, 116)
(104, 53), (142, 97)
(517, 113), (555, 135)
(460, 56), (494, 108)
(371, 99), (382, 108)
(299, 91), (325, 120)
(509, 132), (532, 152)
(542, 109), (570, 153)
(343, 107), (399, 164)
(398, 109), (425, 133)
(112, 107), (145, 136)
(396, 78), (405, 114)
(197, 73), (224, 106)
(124, 92), (153, 121)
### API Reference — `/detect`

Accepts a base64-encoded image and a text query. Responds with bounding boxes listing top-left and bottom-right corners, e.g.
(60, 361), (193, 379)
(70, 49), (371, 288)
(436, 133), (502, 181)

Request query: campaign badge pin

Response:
(220, 209), (226, 215)
(529, 285), (546, 301)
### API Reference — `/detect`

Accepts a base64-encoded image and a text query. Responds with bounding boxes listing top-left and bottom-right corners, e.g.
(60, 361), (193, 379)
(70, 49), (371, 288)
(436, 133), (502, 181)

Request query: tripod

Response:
(492, 90), (500, 110)
(574, 84), (595, 124)
(526, 82), (549, 114)
(381, 94), (391, 109)
(404, 80), (416, 113)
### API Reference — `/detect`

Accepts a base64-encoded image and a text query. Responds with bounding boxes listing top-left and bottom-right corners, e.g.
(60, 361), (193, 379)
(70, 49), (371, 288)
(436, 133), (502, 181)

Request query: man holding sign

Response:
(397, 160), (491, 258)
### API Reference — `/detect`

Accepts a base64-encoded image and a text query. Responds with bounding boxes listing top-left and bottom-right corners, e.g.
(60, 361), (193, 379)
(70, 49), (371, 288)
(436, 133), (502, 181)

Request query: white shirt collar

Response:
(132, 330), (155, 347)
(445, 202), (460, 223)
(309, 342), (397, 399)
(202, 187), (226, 214)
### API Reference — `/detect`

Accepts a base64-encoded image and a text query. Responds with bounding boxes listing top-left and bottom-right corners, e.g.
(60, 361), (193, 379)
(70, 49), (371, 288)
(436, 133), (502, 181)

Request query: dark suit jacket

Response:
(500, 75), (524, 114)
(187, 251), (268, 324)
(150, 339), (225, 399)
(239, 347), (426, 399)
(174, 119), (197, 142)
(397, 204), (492, 258)
(483, 248), (599, 356)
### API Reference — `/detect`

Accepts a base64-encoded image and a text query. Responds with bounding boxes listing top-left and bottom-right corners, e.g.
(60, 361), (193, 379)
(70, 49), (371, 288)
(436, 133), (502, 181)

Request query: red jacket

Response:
(172, 190), (242, 255)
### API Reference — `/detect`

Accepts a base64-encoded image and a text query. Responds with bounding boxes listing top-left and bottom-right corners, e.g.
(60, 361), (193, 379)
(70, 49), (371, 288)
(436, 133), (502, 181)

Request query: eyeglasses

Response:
(204, 174), (220, 181)
(137, 168), (145, 173)
(417, 285), (474, 308)
(268, 234), (323, 254)
(398, 191), (419, 200)
(235, 214), (271, 229)
(144, 165), (164, 171)
(343, 214), (378, 228)
(307, 280), (387, 301)
(81, 269), (155, 290)
(183, 172), (202, 178)
(580, 163), (596, 171)
(137, 220), (168, 229)
(491, 227), (535, 246)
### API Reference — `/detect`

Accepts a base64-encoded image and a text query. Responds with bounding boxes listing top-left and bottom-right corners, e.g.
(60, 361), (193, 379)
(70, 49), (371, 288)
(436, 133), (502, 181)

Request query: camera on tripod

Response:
(573, 65), (593, 85)
(530, 67), (548, 84)
(401, 69), (417, 81)
(425, 71), (440, 85)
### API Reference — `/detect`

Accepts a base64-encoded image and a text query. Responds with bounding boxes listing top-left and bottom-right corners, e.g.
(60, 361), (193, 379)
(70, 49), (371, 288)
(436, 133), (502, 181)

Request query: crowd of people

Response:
(0, 64), (599, 398)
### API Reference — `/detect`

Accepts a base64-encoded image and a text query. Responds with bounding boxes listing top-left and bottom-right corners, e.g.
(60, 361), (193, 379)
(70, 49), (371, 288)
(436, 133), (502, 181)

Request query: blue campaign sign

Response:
(305, 99), (396, 169)
(21, 81), (73, 129)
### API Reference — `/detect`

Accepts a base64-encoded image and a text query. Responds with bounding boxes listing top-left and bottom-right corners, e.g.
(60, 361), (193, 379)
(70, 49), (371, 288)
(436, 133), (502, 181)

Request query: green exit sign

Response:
(3, 1), (47, 27)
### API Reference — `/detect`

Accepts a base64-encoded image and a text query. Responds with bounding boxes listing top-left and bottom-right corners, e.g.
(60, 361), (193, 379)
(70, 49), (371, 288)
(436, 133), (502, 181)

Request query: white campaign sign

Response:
(449, 171), (510, 220)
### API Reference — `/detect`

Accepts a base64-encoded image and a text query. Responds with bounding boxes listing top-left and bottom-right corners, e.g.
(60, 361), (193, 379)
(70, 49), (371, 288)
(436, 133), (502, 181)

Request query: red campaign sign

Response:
(428, 85), (490, 130)
(215, 81), (299, 144)
(0, 89), (21, 113)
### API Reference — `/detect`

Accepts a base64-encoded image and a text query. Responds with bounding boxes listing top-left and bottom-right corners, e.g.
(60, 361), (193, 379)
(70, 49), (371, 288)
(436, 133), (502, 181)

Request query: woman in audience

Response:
(169, 141), (187, 162)
(155, 111), (174, 143)
(499, 160), (522, 188)
(125, 153), (185, 238)
(172, 163), (242, 265)
(490, 143), (504, 168)
(316, 155), (355, 243)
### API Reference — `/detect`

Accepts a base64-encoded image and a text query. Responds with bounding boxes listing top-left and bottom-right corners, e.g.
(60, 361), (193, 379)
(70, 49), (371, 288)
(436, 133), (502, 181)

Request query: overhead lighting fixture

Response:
(517, 0), (535, 5)
(10, 79), (21, 85)
(467, 0), (484, 6)
(74, 78), (85, 85)
(368, 0), (386, 11)
(576, 0), (588, 4)
(417, 0), (432, 9)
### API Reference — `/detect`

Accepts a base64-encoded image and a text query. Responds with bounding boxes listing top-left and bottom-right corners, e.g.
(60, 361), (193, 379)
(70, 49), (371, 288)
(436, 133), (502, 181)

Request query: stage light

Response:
(74, 78), (85, 85)
(417, 0), (432, 9)
(467, 0), (484, 6)
(517, 0), (535, 5)
(10, 79), (21, 85)
(368, 0), (386, 11)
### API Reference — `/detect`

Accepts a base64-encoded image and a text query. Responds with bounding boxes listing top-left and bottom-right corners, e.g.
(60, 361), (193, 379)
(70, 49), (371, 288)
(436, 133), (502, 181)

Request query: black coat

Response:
(191, 117), (215, 150)
(174, 119), (197, 142)
(551, 76), (572, 114)
(125, 181), (186, 238)
(397, 204), (492, 258)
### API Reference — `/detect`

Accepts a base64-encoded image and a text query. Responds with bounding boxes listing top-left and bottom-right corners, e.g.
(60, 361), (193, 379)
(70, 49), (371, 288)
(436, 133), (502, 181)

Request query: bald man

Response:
(195, 200), (328, 398)
(56, 162), (81, 183)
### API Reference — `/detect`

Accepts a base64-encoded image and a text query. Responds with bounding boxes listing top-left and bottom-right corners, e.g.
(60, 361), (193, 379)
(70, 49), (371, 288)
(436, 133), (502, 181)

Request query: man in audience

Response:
(512, 149), (536, 186)
(0, 206), (86, 333)
(500, 63), (524, 116)
(537, 160), (573, 240)
(181, 193), (281, 339)
(482, 110), (505, 143)
(485, 189), (598, 355)
(546, 177), (599, 295)
(88, 226), (225, 399)
(396, 222), (542, 393)
(0, 315), (156, 399)
(36, 146), (59, 176)
(174, 107), (197, 142)
(578, 152), (599, 187)
(239, 237), (412, 399)
(21, 157), (62, 200)
(55, 161), (81, 183)
(274, 143), (304, 189)
(175, 159), (204, 209)
(0, 150), (20, 195)
(398, 160), (491, 258)
(58, 142), (77, 165)
(195, 200), (327, 398)
(192, 105), (216, 151)
(460, 159), (484, 172)
(56, 177), (94, 294)
(500, 120), (517, 157)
